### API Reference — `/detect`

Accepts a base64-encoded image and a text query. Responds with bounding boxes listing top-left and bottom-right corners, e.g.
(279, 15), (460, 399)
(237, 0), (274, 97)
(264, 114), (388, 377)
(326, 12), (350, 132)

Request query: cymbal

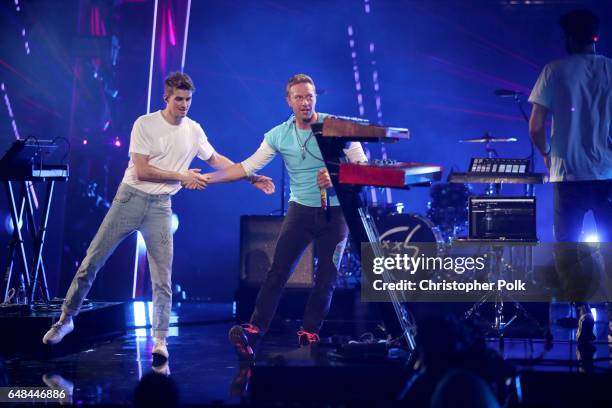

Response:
(459, 134), (517, 143)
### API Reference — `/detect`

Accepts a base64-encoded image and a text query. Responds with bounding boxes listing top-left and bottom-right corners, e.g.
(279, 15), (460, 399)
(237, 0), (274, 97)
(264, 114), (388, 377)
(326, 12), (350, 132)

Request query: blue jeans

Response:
(62, 183), (173, 338)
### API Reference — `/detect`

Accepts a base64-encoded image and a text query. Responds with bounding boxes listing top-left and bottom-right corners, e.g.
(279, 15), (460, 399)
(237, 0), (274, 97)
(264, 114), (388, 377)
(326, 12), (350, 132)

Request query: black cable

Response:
(304, 140), (326, 164)
(22, 134), (42, 169)
(516, 97), (535, 172)
(299, 124), (342, 165)
(304, 141), (343, 166)
(51, 136), (71, 165)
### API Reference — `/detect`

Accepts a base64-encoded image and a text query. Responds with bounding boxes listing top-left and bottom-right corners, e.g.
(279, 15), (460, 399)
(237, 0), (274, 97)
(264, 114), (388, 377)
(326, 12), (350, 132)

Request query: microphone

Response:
(494, 89), (524, 98)
(320, 188), (327, 210)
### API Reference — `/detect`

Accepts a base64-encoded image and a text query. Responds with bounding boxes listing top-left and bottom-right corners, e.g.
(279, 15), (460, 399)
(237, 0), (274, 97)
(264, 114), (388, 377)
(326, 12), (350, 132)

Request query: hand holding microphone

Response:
(317, 168), (332, 210)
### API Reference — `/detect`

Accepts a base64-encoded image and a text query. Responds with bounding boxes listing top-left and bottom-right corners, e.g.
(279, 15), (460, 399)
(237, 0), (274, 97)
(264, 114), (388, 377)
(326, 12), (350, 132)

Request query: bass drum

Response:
(376, 213), (444, 244)
(375, 213), (444, 261)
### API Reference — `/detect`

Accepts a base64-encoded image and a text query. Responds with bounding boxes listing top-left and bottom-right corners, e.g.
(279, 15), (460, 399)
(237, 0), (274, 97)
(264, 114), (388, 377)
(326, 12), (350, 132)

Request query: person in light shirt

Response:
(42, 72), (274, 364)
(528, 9), (611, 343)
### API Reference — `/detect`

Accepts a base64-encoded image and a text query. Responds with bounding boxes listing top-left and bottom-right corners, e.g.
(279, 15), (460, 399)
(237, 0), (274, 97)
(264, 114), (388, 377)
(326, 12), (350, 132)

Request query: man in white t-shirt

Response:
(529, 9), (611, 343)
(42, 72), (274, 361)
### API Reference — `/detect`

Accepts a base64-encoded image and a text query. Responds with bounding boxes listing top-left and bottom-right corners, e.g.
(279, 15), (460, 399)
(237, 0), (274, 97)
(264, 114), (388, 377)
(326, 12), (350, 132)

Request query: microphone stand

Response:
(270, 158), (288, 216)
(280, 159), (286, 215)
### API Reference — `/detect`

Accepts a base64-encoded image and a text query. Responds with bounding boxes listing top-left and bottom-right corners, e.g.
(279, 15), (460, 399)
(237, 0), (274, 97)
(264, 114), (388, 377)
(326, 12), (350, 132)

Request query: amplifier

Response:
(469, 196), (537, 241)
(240, 215), (314, 288)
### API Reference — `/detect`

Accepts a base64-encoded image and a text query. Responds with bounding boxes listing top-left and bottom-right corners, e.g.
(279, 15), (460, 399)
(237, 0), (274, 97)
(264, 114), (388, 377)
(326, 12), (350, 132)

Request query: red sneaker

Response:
(297, 329), (320, 346)
(229, 323), (261, 362)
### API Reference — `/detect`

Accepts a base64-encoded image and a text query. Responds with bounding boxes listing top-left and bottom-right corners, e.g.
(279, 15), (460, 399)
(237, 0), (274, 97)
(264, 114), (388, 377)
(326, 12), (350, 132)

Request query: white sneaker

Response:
(42, 374), (74, 404)
(152, 338), (169, 359)
(42, 319), (74, 345)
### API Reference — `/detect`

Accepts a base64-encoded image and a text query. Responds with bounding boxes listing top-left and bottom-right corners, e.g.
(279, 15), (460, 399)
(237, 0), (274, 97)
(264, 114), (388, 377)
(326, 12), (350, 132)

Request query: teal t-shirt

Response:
(264, 113), (340, 207)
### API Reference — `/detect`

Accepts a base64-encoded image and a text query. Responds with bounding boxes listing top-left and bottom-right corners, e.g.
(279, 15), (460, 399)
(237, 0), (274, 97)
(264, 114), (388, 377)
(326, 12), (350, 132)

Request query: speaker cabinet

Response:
(240, 215), (314, 288)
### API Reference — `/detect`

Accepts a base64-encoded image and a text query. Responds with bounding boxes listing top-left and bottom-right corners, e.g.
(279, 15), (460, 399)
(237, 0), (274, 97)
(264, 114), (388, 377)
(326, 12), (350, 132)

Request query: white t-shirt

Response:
(122, 111), (215, 195)
(528, 54), (612, 182)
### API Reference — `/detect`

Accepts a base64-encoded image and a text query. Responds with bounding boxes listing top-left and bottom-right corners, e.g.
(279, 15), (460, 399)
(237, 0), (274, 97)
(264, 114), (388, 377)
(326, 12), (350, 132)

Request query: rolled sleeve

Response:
(343, 142), (368, 163)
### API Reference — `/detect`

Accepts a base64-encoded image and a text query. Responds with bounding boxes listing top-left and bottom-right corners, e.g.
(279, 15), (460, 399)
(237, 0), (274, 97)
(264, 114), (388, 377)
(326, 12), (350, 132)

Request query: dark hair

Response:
(286, 74), (315, 96)
(164, 71), (195, 100)
(133, 372), (179, 408)
(560, 9), (600, 45)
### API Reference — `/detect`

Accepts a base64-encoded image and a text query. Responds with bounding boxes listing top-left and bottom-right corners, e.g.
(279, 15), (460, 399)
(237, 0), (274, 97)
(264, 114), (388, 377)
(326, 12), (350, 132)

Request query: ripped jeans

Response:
(62, 183), (173, 338)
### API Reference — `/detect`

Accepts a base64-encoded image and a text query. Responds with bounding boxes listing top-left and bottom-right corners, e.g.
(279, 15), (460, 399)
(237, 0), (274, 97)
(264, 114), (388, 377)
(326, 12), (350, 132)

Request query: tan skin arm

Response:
(183, 153), (275, 194)
(205, 162), (248, 184)
(528, 103), (551, 170)
(132, 152), (208, 189)
(206, 152), (235, 171)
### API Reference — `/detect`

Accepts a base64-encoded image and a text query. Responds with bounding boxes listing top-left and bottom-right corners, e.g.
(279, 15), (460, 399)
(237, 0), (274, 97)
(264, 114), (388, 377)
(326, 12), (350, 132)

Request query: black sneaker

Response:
(229, 324), (261, 362)
(577, 313), (596, 343)
(297, 329), (320, 347)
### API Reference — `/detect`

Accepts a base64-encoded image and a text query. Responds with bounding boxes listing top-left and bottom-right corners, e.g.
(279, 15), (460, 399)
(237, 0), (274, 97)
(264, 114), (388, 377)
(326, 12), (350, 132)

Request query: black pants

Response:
(553, 180), (611, 310)
(250, 202), (348, 333)
(553, 180), (611, 243)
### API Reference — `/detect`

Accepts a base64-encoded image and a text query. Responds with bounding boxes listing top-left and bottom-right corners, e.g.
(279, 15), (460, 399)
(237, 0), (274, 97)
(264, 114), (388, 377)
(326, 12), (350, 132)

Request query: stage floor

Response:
(1, 302), (610, 406)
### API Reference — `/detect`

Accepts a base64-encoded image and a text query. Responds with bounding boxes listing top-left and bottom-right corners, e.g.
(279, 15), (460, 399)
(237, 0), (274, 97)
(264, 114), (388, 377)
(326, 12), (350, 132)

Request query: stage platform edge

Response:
(0, 301), (127, 356)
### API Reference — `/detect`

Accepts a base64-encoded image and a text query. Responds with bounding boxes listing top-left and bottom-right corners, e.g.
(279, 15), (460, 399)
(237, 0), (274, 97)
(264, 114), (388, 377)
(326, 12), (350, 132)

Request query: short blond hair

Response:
(286, 74), (315, 96)
(164, 71), (195, 100)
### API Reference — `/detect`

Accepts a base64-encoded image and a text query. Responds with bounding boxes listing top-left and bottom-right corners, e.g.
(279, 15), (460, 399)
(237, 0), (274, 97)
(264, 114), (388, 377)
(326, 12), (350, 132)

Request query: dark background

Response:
(1, 0), (610, 302)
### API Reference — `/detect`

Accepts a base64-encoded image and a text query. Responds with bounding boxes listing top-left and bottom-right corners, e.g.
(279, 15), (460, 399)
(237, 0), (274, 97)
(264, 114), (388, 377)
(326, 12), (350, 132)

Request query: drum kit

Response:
(310, 112), (550, 345)
(339, 132), (520, 282)
(337, 132), (547, 337)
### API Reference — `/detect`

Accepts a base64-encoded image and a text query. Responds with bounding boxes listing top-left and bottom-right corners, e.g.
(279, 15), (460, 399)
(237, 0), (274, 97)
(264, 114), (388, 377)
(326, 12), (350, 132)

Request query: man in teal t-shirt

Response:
(206, 74), (366, 361)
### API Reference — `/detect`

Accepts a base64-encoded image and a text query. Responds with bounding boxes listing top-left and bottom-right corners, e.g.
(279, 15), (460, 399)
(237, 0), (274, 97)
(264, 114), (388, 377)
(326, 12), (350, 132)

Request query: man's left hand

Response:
(252, 175), (275, 194)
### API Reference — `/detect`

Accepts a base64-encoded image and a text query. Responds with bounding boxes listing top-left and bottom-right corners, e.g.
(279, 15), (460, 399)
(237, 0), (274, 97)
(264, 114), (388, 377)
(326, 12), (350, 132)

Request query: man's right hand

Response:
(317, 169), (332, 189)
(181, 169), (209, 190)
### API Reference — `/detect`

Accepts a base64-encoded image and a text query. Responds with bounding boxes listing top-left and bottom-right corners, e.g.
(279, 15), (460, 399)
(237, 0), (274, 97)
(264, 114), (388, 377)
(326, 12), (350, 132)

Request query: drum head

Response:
(376, 213), (443, 244)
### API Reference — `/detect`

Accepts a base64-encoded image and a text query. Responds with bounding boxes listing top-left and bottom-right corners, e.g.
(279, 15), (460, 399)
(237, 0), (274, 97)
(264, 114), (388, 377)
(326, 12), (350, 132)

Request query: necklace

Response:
(295, 125), (314, 160)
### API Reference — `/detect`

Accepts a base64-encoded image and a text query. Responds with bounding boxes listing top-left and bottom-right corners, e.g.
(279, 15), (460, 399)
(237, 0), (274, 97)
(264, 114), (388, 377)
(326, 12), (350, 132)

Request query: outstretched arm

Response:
(203, 162), (275, 194)
(205, 140), (276, 182)
(206, 162), (249, 183)
(132, 153), (208, 189)
(189, 141), (276, 194)
(206, 152), (235, 170)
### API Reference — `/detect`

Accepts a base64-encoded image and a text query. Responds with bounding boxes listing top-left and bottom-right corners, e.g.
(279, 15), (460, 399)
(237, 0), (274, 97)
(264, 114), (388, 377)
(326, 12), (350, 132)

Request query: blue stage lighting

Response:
(584, 233), (600, 243)
(171, 213), (179, 234)
(4, 214), (22, 234)
(4, 214), (13, 234)
(136, 231), (147, 252)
